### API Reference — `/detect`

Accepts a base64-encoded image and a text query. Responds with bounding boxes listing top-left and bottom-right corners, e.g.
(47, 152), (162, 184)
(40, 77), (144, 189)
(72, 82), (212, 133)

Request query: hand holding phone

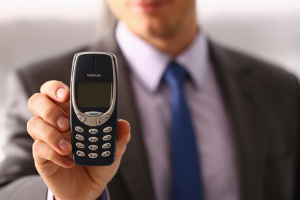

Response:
(27, 53), (130, 200)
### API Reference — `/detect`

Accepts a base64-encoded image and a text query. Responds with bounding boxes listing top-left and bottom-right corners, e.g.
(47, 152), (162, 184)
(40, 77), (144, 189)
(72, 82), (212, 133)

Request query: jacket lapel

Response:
(210, 42), (265, 200)
(89, 32), (156, 200)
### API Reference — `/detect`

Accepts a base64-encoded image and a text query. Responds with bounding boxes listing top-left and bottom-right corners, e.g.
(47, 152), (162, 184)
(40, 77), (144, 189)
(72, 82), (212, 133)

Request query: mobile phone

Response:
(70, 52), (118, 166)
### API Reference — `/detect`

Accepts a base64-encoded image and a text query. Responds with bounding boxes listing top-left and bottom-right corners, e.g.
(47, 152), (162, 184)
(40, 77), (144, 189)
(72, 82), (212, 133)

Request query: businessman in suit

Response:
(1, 0), (300, 200)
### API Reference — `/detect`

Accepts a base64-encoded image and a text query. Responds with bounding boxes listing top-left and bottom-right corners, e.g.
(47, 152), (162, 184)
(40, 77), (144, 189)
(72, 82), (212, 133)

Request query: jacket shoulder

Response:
(13, 46), (87, 95)
(211, 42), (299, 90)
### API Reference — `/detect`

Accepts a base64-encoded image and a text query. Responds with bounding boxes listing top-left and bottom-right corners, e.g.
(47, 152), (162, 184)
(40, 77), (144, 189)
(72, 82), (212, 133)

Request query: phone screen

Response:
(76, 81), (111, 107)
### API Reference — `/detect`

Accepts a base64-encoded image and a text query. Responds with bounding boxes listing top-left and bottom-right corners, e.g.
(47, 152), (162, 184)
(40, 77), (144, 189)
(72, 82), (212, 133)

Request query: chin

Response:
(130, 16), (175, 39)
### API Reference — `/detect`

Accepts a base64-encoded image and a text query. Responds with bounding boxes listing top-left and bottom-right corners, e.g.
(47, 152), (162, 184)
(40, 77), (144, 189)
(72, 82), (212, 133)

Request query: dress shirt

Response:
(116, 22), (239, 200)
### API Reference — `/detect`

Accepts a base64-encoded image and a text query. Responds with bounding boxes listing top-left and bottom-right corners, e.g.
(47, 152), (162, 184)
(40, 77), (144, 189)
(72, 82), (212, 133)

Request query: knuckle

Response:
(48, 80), (60, 92)
(116, 145), (127, 160)
(27, 116), (40, 134)
(40, 81), (49, 93)
(33, 140), (55, 162)
(28, 93), (41, 108)
(43, 126), (56, 141)
(48, 148), (57, 161)
(42, 104), (56, 122)
(41, 80), (63, 93)
(33, 140), (44, 156)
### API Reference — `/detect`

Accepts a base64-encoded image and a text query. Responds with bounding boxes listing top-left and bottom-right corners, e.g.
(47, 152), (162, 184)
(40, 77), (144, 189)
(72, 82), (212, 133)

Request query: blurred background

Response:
(0, 0), (300, 162)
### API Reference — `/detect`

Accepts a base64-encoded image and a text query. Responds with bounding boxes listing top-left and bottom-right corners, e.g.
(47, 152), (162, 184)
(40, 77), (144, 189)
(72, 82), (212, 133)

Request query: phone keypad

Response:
(88, 153), (98, 159)
(102, 151), (111, 157)
(89, 137), (98, 142)
(96, 115), (110, 126)
(103, 126), (112, 133)
(89, 145), (98, 151)
(76, 142), (85, 148)
(102, 143), (111, 149)
(103, 135), (112, 141)
(74, 123), (114, 160)
(77, 114), (86, 123)
(84, 111), (102, 117)
(89, 129), (98, 134)
(75, 134), (84, 141)
(75, 126), (84, 132)
(76, 150), (85, 157)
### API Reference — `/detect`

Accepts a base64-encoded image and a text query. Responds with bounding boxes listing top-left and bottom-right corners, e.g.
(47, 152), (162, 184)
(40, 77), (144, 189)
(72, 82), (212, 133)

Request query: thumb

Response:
(115, 119), (131, 161)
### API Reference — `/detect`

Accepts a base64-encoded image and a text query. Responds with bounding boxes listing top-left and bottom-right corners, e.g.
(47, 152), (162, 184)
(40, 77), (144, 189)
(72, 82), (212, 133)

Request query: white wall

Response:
(199, 0), (300, 75)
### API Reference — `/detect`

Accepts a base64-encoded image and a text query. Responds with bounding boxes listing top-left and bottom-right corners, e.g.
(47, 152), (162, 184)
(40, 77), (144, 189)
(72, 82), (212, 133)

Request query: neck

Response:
(142, 17), (198, 56)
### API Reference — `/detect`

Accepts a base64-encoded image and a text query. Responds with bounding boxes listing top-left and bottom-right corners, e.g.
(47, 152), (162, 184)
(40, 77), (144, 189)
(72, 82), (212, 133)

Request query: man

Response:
(0, 0), (300, 200)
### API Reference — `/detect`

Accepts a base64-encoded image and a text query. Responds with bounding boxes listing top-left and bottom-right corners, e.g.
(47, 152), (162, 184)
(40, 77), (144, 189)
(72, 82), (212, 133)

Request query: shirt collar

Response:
(116, 22), (209, 92)
(175, 30), (209, 90)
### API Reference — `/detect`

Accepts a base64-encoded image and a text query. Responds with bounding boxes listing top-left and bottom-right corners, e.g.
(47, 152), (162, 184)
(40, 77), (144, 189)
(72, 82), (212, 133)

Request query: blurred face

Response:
(106, 0), (196, 39)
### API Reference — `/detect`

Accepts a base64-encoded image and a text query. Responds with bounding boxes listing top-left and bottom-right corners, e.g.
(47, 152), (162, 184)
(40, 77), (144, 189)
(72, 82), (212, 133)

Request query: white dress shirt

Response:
(116, 22), (239, 200)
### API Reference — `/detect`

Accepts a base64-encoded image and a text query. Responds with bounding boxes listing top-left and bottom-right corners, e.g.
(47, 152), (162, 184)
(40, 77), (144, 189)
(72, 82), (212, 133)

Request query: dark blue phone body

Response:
(70, 52), (119, 166)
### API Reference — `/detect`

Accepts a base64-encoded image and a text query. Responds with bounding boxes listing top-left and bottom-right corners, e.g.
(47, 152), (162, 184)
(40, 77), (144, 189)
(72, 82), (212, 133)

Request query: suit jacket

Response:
(0, 28), (300, 200)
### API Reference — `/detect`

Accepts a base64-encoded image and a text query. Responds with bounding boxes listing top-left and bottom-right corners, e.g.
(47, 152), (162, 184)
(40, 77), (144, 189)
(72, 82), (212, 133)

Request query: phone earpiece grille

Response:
(93, 55), (96, 70)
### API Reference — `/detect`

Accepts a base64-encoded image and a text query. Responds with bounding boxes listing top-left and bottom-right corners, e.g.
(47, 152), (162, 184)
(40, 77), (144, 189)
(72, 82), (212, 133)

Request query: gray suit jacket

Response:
(1, 29), (300, 200)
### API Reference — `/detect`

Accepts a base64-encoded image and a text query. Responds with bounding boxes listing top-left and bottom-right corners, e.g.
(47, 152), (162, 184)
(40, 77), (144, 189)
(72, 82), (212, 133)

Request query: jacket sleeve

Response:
(0, 70), (48, 200)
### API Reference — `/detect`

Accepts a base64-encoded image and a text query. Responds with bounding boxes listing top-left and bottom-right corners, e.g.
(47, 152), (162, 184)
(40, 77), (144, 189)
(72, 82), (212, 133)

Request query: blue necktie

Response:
(163, 61), (203, 200)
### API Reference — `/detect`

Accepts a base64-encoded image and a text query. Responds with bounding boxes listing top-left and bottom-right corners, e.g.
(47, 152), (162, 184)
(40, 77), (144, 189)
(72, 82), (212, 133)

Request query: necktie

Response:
(163, 61), (203, 200)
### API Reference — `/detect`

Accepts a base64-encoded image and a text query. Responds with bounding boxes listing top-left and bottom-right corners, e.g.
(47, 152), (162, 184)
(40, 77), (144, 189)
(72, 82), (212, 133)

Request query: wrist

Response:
(54, 188), (105, 200)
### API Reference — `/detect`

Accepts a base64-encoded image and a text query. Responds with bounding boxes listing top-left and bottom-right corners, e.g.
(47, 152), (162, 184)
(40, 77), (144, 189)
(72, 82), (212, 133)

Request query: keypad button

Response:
(88, 153), (98, 159)
(102, 135), (112, 141)
(96, 114), (110, 126)
(85, 111), (102, 117)
(75, 134), (84, 141)
(77, 114), (86, 122)
(76, 150), (85, 157)
(101, 151), (111, 157)
(89, 137), (98, 142)
(76, 142), (85, 148)
(89, 129), (98, 134)
(89, 145), (98, 151)
(102, 143), (111, 149)
(103, 127), (112, 133)
(75, 126), (84, 133)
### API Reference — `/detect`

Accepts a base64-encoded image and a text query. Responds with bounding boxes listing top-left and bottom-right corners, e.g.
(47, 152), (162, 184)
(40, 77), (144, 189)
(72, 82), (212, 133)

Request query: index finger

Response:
(40, 80), (70, 103)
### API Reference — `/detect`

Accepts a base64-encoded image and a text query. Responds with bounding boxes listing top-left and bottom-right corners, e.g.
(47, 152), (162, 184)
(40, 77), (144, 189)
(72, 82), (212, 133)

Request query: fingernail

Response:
(56, 88), (67, 99)
(59, 139), (71, 151)
(64, 156), (74, 165)
(57, 116), (70, 130)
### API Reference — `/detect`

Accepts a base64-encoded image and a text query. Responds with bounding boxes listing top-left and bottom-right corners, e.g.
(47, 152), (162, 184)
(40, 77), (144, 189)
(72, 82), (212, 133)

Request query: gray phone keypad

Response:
(103, 127), (112, 133)
(77, 114), (86, 123)
(102, 143), (111, 149)
(96, 115), (110, 126)
(74, 123), (113, 159)
(88, 145), (98, 151)
(89, 129), (98, 134)
(103, 135), (112, 141)
(75, 126), (84, 132)
(102, 151), (111, 157)
(89, 137), (98, 142)
(84, 111), (102, 117)
(88, 153), (98, 159)
(76, 142), (85, 148)
(75, 134), (84, 141)
(76, 150), (85, 157)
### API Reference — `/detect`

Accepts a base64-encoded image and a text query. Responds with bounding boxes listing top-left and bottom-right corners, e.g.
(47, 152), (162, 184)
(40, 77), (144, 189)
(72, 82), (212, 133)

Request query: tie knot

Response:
(163, 61), (187, 89)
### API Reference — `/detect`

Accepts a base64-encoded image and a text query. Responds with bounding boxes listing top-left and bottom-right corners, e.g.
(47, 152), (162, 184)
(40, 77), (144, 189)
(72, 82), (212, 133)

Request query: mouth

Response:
(130, 1), (169, 13)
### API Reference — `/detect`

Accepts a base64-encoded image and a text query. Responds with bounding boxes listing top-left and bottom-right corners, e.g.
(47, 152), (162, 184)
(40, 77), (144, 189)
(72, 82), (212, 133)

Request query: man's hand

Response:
(27, 80), (130, 200)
